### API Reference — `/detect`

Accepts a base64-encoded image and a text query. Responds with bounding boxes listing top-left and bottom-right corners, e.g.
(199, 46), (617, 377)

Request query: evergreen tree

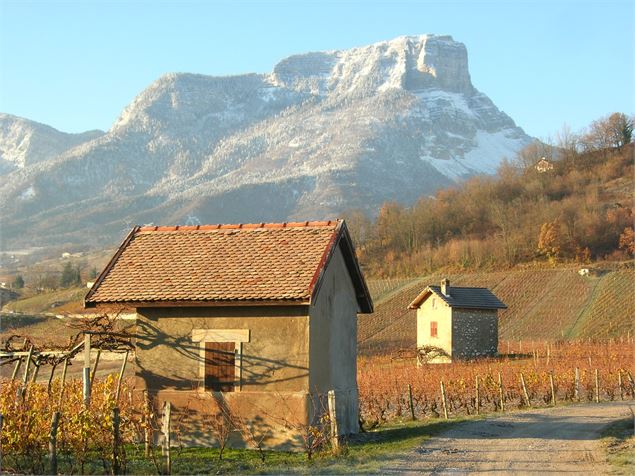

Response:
(12, 275), (25, 289)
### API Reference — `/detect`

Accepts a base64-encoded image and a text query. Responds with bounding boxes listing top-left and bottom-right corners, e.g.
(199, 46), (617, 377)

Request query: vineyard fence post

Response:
(90, 349), (101, 388)
(49, 411), (60, 475)
(498, 372), (505, 412)
(618, 371), (623, 401)
(520, 373), (531, 407)
(475, 376), (480, 415)
(10, 357), (22, 381)
(162, 401), (172, 475)
(626, 371), (635, 398)
(58, 358), (68, 410)
(29, 362), (40, 385)
(407, 384), (415, 421)
(595, 369), (600, 403)
(549, 372), (556, 406)
(112, 407), (121, 475)
(574, 367), (580, 401)
(0, 413), (3, 472)
(328, 390), (340, 450)
(47, 363), (57, 395)
(19, 345), (34, 400)
(440, 381), (449, 419)
(83, 334), (91, 407)
(115, 351), (129, 404)
(143, 390), (150, 457)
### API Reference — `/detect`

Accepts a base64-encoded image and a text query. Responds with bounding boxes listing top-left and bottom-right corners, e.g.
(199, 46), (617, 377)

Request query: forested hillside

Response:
(348, 113), (634, 277)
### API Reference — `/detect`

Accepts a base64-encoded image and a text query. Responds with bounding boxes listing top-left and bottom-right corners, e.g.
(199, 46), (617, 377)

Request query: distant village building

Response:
(85, 220), (373, 448)
(408, 279), (506, 363)
(535, 157), (554, 173)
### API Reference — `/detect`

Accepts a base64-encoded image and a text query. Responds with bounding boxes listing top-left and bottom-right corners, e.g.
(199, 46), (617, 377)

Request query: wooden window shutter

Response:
(430, 321), (438, 338)
(204, 342), (235, 392)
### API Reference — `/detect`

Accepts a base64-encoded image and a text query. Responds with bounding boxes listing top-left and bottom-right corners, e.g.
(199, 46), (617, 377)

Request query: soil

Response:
(383, 401), (634, 475)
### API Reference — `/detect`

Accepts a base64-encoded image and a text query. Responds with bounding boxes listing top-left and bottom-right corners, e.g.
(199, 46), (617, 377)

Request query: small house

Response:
(408, 278), (506, 363)
(535, 157), (554, 173)
(85, 220), (373, 448)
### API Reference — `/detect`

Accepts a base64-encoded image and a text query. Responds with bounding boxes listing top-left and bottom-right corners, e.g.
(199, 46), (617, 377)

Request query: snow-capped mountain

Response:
(0, 114), (103, 173)
(0, 35), (532, 249)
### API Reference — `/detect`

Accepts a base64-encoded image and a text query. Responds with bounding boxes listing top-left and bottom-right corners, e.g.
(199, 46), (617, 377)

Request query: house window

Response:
(205, 342), (236, 392)
(430, 321), (438, 338)
(192, 329), (250, 393)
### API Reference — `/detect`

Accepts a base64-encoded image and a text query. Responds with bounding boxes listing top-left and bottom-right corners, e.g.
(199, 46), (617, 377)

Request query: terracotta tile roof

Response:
(85, 220), (373, 312)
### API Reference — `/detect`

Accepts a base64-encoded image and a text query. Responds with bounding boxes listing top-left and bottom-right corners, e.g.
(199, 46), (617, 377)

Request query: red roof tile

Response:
(85, 220), (373, 312)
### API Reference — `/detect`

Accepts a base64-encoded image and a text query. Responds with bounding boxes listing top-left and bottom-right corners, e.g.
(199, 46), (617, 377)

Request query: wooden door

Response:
(204, 342), (235, 392)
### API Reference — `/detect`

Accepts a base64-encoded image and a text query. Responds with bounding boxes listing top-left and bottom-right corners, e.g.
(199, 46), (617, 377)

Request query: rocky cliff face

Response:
(0, 35), (532, 249)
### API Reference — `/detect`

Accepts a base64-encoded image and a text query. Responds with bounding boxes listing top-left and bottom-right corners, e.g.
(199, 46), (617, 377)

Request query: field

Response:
(360, 264), (634, 353)
(358, 340), (635, 426)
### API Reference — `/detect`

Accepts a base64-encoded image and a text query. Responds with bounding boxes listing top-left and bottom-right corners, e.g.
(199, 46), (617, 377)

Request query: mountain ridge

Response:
(0, 34), (532, 250)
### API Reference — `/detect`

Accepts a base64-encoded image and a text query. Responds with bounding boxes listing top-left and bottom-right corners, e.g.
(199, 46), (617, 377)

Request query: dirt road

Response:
(383, 401), (633, 475)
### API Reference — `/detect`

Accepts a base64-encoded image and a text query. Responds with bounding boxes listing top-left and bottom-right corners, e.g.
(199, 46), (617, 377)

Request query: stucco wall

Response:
(451, 309), (498, 359)
(416, 295), (452, 362)
(308, 245), (359, 435)
(134, 306), (311, 448)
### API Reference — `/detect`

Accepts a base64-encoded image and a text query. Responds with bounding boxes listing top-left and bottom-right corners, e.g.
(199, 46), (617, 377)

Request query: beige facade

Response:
(131, 247), (360, 449)
(416, 294), (453, 362)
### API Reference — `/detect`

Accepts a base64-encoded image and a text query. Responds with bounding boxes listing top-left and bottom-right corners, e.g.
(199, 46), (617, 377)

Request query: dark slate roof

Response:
(408, 286), (507, 310)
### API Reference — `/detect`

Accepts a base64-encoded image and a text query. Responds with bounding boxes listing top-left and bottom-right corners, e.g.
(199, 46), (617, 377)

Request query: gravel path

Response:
(382, 401), (634, 475)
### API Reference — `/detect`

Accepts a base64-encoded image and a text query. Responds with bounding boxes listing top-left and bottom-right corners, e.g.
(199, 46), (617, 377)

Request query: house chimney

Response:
(441, 278), (450, 296)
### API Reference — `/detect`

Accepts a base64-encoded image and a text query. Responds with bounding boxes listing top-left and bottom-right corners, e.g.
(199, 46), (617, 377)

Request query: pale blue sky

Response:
(1, 0), (633, 140)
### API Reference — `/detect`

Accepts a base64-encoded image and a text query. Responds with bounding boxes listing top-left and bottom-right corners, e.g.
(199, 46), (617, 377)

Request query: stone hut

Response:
(408, 278), (506, 363)
(85, 220), (373, 448)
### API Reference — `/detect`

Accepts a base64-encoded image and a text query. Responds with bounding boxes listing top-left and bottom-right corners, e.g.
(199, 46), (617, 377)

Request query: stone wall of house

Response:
(451, 308), (498, 359)
(309, 245), (360, 435)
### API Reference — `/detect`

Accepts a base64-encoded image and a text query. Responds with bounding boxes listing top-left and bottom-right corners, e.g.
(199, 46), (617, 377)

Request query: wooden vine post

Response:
(549, 372), (556, 406)
(83, 334), (91, 407)
(520, 373), (531, 407)
(162, 401), (172, 475)
(90, 349), (101, 388)
(143, 390), (151, 457)
(58, 359), (69, 409)
(498, 372), (505, 412)
(115, 351), (129, 404)
(112, 407), (121, 475)
(627, 371), (635, 398)
(49, 411), (60, 475)
(440, 381), (449, 419)
(595, 369), (600, 403)
(475, 375), (480, 415)
(0, 413), (4, 472)
(574, 367), (580, 401)
(618, 371), (624, 401)
(10, 357), (22, 381)
(407, 384), (416, 420)
(328, 390), (340, 450)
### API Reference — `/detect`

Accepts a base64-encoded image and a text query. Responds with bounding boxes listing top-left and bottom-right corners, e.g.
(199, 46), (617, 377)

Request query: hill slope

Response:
(0, 34), (531, 250)
(359, 264), (634, 353)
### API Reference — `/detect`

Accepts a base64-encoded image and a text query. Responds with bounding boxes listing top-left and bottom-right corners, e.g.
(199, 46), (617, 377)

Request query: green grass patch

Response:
(141, 417), (472, 474)
(3, 417), (469, 475)
(601, 416), (635, 475)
